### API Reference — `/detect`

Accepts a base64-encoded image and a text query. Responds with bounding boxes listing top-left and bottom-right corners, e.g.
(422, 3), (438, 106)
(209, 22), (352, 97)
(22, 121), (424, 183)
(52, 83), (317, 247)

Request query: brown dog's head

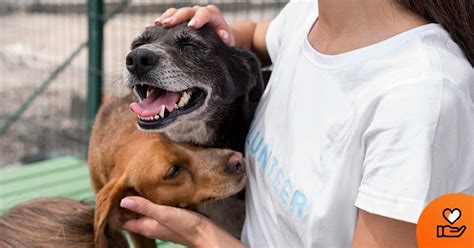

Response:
(124, 23), (263, 145)
(94, 134), (246, 247)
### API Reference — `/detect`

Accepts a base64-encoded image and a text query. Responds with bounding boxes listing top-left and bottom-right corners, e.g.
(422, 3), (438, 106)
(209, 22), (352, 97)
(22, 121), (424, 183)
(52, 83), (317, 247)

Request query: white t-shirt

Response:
(241, 1), (474, 247)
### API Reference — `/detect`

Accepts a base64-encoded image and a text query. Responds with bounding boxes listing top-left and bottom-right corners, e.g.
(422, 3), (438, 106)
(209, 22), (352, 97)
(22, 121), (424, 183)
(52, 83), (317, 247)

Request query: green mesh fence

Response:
(0, 0), (287, 168)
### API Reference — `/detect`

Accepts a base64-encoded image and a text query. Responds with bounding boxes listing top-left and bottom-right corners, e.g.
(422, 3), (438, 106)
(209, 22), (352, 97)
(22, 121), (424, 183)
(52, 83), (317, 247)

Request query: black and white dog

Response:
(124, 23), (264, 152)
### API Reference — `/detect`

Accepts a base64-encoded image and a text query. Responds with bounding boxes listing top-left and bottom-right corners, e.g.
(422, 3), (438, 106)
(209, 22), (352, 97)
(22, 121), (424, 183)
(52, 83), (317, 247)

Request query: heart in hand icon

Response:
(442, 208), (461, 224)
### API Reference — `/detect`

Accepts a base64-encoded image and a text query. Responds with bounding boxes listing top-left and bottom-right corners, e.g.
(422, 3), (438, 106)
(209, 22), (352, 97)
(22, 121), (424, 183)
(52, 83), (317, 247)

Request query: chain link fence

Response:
(0, 0), (287, 168)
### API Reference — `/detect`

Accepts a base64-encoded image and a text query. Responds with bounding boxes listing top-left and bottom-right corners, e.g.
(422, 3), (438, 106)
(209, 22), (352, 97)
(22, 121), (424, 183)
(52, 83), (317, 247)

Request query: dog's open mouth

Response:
(129, 84), (207, 129)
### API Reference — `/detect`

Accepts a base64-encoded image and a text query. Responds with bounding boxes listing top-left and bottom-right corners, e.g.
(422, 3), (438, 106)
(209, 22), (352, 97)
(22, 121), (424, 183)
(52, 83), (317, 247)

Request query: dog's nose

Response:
(126, 49), (159, 78)
(224, 152), (245, 175)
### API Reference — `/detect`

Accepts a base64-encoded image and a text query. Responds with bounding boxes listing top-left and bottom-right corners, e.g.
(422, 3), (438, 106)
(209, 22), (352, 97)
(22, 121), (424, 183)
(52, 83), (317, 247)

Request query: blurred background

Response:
(0, 0), (287, 168)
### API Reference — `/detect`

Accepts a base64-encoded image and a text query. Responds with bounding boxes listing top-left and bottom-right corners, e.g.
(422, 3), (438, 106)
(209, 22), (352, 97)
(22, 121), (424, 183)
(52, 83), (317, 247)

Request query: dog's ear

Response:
(94, 176), (130, 248)
(229, 48), (265, 102)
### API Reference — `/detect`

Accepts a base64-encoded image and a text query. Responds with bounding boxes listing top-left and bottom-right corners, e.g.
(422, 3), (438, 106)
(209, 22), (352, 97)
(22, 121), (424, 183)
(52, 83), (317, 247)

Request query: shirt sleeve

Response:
(265, 2), (295, 63)
(355, 78), (474, 223)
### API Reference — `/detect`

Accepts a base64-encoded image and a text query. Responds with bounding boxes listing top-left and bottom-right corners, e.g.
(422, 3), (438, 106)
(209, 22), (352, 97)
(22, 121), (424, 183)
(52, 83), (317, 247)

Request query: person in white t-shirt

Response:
(118, 1), (473, 247)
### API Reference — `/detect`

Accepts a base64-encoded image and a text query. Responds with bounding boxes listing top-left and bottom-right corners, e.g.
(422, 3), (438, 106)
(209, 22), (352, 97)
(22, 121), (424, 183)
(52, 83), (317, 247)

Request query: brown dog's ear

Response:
(94, 176), (130, 248)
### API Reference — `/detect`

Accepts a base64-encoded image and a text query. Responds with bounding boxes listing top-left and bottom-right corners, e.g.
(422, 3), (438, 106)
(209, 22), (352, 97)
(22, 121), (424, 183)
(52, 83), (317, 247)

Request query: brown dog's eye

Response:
(164, 165), (183, 180)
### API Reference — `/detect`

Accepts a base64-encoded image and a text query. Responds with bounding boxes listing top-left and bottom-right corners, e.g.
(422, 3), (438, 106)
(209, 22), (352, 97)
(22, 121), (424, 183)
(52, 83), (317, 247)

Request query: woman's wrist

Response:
(192, 218), (245, 248)
(230, 21), (257, 48)
(192, 218), (214, 247)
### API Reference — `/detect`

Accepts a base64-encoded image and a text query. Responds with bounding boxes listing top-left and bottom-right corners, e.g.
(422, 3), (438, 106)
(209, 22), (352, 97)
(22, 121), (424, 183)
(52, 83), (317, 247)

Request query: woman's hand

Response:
(146, 5), (236, 46)
(120, 196), (245, 247)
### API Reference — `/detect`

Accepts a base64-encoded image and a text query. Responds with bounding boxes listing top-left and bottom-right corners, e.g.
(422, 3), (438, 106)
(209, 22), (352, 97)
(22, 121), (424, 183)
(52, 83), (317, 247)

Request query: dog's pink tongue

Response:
(129, 91), (181, 117)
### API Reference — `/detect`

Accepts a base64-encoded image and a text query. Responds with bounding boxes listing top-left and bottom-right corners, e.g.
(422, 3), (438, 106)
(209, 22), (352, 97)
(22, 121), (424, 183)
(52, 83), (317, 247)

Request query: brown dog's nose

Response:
(126, 48), (159, 78)
(224, 152), (245, 175)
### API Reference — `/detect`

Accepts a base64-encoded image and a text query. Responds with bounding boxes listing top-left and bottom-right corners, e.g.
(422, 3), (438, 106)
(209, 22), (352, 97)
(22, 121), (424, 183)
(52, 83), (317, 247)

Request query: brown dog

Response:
(88, 95), (247, 248)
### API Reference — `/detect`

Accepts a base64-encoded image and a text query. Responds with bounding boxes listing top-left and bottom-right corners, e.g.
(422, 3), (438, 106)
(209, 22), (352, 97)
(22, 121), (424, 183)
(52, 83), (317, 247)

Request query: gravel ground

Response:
(0, 4), (282, 168)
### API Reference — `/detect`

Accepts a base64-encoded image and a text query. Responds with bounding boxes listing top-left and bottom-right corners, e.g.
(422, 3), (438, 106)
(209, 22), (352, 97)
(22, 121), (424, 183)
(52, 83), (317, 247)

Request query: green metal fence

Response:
(0, 0), (287, 168)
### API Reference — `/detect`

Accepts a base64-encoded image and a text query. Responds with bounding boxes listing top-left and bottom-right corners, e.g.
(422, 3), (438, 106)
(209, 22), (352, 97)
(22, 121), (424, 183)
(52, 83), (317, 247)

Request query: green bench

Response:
(0, 156), (181, 248)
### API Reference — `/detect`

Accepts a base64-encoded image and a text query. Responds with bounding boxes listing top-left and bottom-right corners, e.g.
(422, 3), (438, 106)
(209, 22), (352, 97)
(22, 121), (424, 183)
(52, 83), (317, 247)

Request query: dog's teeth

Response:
(159, 105), (166, 118)
(174, 103), (178, 109)
(177, 92), (190, 107)
(154, 115), (160, 120)
(134, 87), (145, 102)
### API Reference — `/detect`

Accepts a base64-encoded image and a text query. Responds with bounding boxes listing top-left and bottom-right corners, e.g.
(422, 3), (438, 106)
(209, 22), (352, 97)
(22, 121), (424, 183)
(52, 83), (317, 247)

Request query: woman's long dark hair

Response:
(0, 198), (128, 248)
(397, 0), (473, 66)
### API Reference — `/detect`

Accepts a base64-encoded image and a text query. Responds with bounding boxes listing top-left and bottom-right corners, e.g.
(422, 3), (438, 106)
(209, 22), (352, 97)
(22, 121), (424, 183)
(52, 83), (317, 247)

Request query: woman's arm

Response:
(352, 209), (417, 248)
(230, 20), (271, 65)
(120, 196), (245, 247)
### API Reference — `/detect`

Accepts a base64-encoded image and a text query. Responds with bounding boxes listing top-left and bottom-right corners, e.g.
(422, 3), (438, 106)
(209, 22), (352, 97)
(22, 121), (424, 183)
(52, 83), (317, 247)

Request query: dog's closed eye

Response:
(175, 33), (203, 51)
(178, 42), (199, 54)
(164, 164), (183, 180)
(178, 42), (198, 49)
(131, 29), (159, 50)
(131, 36), (149, 50)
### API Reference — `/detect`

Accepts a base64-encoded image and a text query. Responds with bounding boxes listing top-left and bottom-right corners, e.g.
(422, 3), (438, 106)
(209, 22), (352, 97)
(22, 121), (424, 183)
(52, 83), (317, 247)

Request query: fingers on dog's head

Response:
(120, 196), (154, 217)
(122, 216), (159, 238)
(154, 8), (178, 25)
(121, 196), (177, 224)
